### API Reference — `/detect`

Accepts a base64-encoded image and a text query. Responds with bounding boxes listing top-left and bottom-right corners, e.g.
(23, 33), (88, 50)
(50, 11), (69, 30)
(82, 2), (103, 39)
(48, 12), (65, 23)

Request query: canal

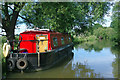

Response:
(4, 40), (120, 78)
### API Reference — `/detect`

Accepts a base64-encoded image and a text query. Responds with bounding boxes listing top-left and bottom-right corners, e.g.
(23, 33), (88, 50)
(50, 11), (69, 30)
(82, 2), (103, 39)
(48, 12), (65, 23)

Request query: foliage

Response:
(74, 26), (116, 44)
(21, 2), (111, 34)
(90, 23), (103, 34)
(93, 27), (116, 40)
(2, 36), (7, 45)
(110, 2), (120, 44)
(86, 35), (97, 41)
(73, 34), (97, 44)
(92, 23), (103, 29)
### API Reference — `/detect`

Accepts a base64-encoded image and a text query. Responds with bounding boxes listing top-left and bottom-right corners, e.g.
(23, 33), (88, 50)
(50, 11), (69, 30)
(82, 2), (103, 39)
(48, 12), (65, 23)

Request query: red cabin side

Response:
(19, 31), (50, 53)
(19, 33), (36, 53)
(19, 31), (72, 53)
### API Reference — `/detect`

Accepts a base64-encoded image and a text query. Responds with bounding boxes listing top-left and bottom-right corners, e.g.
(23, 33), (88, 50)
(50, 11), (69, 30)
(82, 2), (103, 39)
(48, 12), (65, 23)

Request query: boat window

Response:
(61, 37), (64, 45)
(53, 37), (58, 47)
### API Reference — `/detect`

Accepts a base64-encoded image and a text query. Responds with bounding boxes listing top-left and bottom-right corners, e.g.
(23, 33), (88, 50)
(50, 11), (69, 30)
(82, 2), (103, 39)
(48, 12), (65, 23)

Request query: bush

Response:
(2, 36), (7, 45)
(93, 27), (116, 40)
(86, 35), (97, 41)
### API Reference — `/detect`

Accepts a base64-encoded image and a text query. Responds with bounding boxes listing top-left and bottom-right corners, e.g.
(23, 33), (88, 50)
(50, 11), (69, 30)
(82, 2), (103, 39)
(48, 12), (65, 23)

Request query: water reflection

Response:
(6, 40), (120, 78)
(111, 45), (120, 78)
(75, 40), (115, 52)
(73, 40), (119, 78)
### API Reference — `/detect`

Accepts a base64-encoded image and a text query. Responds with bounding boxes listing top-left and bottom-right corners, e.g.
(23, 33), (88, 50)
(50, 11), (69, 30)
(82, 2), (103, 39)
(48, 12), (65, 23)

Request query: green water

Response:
(1, 40), (120, 78)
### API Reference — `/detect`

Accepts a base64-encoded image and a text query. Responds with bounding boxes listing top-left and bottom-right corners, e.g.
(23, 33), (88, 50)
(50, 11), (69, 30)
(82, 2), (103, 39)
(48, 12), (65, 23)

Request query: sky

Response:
(102, 5), (113, 27)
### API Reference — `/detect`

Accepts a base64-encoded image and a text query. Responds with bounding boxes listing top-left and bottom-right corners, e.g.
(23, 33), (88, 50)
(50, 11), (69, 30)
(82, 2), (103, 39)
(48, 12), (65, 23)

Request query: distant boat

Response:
(4, 29), (74, 72)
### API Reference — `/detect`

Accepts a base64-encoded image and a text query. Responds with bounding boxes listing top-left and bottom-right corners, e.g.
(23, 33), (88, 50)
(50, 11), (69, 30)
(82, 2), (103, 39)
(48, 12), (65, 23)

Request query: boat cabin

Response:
(19, 30), (72, 53)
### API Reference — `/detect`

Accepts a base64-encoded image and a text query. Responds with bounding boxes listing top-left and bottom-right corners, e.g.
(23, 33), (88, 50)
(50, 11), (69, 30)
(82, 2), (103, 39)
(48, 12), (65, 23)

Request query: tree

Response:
(21, 2), (111, 34)
(1, 2), (111, 47)
(2, 2), (25, 46)
(93, 27), (116, 40)
(110, 2), (120, 44)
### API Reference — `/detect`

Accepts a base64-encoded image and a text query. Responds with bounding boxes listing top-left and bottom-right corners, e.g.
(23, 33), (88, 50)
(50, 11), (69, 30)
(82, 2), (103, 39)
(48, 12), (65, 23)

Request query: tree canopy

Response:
(1, 2), (112, 46)
(110, 2), (120, 44)
(20, 2), (111, 34)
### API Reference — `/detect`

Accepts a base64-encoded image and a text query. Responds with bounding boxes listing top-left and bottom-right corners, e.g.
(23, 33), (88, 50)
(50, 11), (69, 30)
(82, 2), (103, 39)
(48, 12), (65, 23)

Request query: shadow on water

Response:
(4, 40), (120, 78)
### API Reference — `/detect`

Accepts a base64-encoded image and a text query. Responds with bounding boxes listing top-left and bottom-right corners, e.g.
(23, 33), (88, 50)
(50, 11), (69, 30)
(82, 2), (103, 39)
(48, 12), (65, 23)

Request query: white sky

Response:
(15, 24), (27, 34)
(102, 5), (113, 27)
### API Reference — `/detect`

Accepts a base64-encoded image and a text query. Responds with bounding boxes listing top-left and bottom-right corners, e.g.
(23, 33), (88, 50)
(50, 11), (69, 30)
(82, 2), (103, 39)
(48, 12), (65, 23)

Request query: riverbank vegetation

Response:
(73, 2), (120, 45)
(73, 24), (117, 44)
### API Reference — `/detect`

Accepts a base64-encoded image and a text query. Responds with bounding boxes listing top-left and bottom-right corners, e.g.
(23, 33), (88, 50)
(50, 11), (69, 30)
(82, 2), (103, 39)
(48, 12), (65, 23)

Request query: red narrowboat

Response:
(6, 29), (74, 71)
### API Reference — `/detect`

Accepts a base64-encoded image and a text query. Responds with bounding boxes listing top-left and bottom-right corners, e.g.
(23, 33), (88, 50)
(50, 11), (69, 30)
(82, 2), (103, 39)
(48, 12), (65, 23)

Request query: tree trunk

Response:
(5, 28), (15, 47)
(2, 2), (25, 48)
(3, 11), (19, 48)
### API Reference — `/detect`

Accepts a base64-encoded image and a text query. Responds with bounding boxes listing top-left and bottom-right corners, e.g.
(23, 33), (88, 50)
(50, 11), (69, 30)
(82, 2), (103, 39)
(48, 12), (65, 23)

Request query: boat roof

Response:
(20, 30), (68, 35)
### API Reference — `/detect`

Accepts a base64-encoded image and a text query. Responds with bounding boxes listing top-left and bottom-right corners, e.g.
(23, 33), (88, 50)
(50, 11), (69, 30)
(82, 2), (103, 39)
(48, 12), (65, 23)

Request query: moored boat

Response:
(3, 29), (74, 72)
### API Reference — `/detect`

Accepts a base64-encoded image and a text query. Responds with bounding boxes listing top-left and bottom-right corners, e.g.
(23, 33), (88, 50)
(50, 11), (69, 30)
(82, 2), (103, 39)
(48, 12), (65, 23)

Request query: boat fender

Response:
(7, 58), (15, 71)
(3, 43), (11, 57)
(16, 58), (28, 70)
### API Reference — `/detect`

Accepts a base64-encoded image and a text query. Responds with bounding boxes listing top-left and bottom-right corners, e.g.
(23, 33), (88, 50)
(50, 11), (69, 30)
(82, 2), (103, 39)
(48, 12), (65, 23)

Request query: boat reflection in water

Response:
(7, 52), (102, 78)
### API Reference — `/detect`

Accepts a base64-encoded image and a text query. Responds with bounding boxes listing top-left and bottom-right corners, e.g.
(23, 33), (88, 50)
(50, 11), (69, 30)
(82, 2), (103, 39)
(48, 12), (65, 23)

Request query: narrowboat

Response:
(4, 29), (74, 72)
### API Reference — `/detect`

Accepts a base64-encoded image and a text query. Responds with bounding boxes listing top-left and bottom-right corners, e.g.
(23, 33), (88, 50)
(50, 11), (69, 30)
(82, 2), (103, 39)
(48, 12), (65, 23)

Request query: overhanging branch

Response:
(8, 6), (14, 11)
(18, 15), (31, 23)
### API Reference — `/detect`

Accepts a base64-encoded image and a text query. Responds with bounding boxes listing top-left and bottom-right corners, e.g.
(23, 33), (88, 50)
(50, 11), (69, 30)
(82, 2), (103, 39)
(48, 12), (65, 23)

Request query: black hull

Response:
(7, 43), (74, 72)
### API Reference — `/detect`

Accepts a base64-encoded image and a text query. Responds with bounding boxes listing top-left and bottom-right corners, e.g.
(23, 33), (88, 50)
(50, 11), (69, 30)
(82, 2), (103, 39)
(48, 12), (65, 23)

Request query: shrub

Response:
(93, 27), (116, 40)
(86, 35), (97, 41)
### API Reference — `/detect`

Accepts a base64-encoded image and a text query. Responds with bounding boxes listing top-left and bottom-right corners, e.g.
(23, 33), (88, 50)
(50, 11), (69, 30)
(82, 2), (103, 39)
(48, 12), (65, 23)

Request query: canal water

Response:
(5, 40), (120, 78)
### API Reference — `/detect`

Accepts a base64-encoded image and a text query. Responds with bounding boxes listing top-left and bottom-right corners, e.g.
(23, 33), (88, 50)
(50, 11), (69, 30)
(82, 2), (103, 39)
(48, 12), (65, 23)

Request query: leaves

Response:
(20, 2), (111, 35)
(110, 2), (120, 43)
(93, 27), (116, 40)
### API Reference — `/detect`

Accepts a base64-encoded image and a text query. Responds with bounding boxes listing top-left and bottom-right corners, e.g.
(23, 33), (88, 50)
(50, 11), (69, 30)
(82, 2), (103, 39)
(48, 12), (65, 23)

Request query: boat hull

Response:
(6, 43), (74, 72)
